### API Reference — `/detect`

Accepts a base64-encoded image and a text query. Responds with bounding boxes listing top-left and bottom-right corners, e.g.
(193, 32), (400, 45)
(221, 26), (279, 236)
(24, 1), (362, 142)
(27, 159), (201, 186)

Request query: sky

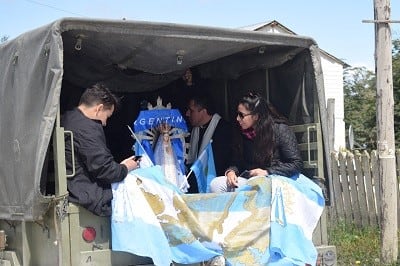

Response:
(1, 0), (400, 70)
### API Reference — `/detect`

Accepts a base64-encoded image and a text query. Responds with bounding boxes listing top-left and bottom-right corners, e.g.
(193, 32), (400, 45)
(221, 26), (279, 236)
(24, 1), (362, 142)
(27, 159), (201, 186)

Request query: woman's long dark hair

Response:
(239, 92), (288, 165)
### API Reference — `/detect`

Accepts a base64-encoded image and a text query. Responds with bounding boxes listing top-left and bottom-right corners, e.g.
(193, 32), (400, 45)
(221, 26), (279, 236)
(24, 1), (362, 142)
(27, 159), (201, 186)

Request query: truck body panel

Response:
(0, 18), (335, 265)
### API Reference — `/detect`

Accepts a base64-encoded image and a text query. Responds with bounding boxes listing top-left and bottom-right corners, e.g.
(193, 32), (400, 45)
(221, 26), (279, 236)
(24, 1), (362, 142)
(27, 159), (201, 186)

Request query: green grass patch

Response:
(328, 221), (399, 265)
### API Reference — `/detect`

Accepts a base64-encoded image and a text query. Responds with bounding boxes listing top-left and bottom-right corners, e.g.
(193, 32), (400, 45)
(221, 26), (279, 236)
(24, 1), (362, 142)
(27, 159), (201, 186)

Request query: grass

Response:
(328, 221), (399, 266)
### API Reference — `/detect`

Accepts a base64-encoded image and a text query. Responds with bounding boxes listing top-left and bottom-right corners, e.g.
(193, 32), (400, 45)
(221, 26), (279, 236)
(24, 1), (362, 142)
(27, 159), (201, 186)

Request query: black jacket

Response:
(62, 108), (128, 216)
(230, 122), (303, 178)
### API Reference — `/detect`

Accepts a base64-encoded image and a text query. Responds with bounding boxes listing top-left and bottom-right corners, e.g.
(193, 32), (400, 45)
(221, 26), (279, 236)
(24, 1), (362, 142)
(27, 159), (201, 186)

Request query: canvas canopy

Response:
(0, 18), (328, 220)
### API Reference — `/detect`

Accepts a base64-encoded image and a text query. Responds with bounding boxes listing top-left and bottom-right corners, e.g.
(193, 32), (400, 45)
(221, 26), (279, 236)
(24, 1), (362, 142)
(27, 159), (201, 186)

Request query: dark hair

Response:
(238, 92), (287, 164)
(79, 83), (119, 110)
(189, 92), (216, 115)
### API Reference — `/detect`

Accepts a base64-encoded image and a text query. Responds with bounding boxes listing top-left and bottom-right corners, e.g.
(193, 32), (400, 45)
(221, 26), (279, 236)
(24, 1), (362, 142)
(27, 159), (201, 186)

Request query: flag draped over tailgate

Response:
(111, 166), (324, 265)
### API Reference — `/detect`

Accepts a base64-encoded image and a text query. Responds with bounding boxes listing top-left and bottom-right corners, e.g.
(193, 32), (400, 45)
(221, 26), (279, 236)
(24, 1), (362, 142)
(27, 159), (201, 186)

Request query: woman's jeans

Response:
(209, 176), (248, 192)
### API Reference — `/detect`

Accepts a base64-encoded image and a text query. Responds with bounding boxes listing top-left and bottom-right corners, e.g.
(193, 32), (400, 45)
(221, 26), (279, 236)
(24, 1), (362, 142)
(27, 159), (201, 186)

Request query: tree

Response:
(1, 35), (8, 43)
(343, 66), (377, 149)
(392, 39), (400, 147)
(343, 38), (400, 150)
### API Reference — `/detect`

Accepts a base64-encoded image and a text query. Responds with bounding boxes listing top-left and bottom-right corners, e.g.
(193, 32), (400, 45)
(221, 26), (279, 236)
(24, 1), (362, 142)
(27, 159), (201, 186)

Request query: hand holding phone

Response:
(133, 155), (142, 161)
(239, 170), (251, 179)
(121, 156), (140, 171)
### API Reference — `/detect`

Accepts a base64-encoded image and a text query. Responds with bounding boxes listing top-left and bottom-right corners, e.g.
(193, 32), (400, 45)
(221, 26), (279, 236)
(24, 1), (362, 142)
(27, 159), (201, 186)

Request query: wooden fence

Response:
(329, 149), (400, 227)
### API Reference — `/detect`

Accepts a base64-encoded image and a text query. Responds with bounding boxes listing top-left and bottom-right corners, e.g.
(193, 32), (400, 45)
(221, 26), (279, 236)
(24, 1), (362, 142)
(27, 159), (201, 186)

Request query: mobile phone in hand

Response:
(133, 156), (142, 161)
(239, 170), (251, 179)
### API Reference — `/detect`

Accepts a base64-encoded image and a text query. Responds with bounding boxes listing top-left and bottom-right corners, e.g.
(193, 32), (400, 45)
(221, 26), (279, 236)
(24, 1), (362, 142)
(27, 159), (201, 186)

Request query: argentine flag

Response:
(111, 166), (221, 266)
(112, 167), (324, 266)
(189, 141), (216, 193)
(268, 174), (325, 265)
(134, 140), (154, 168)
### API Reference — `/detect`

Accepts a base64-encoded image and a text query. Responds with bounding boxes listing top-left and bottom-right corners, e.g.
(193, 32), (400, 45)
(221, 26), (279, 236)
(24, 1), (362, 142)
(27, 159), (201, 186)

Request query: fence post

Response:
(353, 151), (369, 227)
(330, 152), (343, 222)
(346, 151), (362, 226)
(338, 152), (352, 223)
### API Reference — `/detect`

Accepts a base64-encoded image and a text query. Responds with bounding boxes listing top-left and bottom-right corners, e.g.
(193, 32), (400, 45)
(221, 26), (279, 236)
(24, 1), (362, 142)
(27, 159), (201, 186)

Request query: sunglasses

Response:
(236, 111), (252, 120)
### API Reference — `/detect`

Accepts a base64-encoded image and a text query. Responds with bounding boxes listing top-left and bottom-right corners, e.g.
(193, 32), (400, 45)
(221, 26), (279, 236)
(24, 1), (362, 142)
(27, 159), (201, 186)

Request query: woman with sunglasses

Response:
(209, 92), (303, 192)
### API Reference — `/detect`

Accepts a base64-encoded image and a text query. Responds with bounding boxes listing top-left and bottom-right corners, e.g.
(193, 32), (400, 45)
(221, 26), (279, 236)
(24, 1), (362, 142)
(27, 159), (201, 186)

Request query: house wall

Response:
(320, 56), (346, 150)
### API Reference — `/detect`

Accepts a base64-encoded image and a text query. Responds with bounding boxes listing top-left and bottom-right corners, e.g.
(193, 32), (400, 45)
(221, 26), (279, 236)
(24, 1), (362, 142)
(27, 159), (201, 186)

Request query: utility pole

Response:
(374, 0), (398, 263)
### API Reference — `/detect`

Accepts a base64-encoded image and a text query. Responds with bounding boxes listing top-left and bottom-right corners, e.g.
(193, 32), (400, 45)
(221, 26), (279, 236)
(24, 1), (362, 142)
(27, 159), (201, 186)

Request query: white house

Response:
(240, 20), (347, 151)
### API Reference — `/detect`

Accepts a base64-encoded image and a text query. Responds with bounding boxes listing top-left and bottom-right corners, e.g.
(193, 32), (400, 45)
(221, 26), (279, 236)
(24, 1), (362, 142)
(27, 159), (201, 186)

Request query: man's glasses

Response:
(237, 111), (252, 120)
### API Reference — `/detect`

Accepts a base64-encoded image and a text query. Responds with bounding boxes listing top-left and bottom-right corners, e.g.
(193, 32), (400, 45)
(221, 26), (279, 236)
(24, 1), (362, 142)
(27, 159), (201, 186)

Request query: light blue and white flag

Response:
(112, 168), (324, 266)
(189, 141), (216, 193)
(268, 174), (325, 266)
(134, 139), (155, 168)
(111, 166), (222, 266)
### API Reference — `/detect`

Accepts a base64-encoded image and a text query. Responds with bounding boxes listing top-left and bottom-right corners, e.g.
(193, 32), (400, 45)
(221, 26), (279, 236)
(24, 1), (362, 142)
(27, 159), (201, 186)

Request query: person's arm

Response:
(266, 123), (303, 177)
(78, 126), (129, 184)
(226, 127), (248, 174)
(212, 120), (234, 176)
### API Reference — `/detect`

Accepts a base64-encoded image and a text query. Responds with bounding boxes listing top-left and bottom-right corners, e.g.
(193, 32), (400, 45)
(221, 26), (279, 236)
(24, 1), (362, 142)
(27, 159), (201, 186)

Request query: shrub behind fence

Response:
(329, 150), (400, 227)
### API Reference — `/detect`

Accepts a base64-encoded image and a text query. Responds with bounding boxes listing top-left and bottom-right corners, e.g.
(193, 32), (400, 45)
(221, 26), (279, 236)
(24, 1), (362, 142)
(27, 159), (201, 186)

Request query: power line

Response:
(22, 0), (86, 17)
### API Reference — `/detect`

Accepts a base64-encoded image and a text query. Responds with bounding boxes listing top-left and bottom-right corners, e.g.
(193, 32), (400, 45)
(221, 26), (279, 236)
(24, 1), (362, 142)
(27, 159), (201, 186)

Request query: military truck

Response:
(0, 18), (336, 265)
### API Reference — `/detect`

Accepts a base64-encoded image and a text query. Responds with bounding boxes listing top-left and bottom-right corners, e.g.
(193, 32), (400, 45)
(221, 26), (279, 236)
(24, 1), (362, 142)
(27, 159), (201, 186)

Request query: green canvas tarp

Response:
(0, 18), (329, 220)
